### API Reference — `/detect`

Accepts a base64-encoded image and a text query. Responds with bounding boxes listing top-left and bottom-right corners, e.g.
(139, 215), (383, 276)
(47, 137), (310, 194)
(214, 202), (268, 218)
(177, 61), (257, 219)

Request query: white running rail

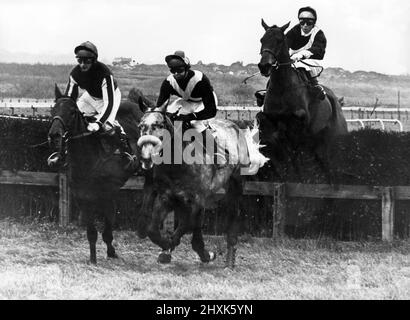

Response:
(346, 118), (403, 131)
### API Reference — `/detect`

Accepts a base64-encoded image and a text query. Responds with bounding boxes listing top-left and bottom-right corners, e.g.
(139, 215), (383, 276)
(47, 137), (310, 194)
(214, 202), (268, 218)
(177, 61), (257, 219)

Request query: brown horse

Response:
(47, 85), (144, 264)
(257, 19), (348, 181)
(133, 93), (268, 268)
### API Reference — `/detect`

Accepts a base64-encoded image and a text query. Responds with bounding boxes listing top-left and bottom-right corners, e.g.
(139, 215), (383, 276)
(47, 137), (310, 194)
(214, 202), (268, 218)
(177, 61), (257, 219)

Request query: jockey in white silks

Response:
(289, 25), (323, 77)
(286, 6), (327, 100)
(255, 6), (327, 107)
(155, 50), (226, 165)
(64, 41), (137, 170)
(165, 70), (218, 133)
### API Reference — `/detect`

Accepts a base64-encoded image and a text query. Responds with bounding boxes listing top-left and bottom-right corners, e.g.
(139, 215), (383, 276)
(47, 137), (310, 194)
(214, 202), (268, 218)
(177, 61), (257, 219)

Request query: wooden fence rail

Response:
(1, 170), (408, 241)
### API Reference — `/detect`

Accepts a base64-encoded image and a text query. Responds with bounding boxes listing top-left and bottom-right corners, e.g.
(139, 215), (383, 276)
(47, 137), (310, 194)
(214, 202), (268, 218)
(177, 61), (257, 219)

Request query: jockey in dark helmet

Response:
(65, 41), (137, 170)
(156, 50), (226, 166)
(255, 6), (327, 106)
(286, 6), (327, 100)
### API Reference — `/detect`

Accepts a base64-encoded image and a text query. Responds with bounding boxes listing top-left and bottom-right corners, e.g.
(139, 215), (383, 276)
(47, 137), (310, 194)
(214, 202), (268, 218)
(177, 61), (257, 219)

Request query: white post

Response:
(381, 187), (394, 242)
(58, 173), (70, 227)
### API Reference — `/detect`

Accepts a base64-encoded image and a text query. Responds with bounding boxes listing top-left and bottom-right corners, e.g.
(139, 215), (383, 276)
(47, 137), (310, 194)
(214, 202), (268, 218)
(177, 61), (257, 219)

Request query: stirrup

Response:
(255, 90), (266, 107)
(310, 85), (326, 101)
(315, 85), (326, 100)
(123, 151), (137, 161)
(122, 152), (138, 172)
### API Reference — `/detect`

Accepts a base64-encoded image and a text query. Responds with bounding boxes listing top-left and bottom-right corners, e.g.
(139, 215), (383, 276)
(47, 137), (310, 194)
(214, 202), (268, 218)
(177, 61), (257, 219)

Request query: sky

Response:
(0, 0), (409, 75)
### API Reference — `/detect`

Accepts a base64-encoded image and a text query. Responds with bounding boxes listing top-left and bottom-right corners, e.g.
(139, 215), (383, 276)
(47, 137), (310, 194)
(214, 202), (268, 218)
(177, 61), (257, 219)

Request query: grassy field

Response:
(0, 217), (409, 300)
(1, 62), (410, 107)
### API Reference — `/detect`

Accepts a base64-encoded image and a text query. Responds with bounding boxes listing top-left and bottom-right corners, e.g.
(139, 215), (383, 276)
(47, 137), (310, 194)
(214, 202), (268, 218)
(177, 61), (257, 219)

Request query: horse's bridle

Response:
(47, 108), (94, 166)
(260, 48), (292, 71)
(47, 116), (68, 166)
(51, 113), (94, 141)
(51, 115), (67, 132)
(142, 109), (175, 131)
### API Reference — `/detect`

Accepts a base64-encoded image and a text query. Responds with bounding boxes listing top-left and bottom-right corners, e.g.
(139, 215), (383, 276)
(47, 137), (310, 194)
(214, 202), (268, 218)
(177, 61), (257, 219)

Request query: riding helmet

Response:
(298, 6), (317, 21)
(74, 41), (98, 58)
(165, 50), (191, 68)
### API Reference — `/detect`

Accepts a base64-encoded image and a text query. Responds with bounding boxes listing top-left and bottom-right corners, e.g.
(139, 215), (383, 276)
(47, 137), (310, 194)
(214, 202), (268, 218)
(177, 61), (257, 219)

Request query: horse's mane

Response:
(128, 88), (155, 112)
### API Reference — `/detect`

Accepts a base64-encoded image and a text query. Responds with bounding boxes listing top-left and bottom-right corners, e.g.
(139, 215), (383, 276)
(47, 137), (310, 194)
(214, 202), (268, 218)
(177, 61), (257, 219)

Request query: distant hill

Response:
(0, 62), (409, 106)
(319, 67), (410, 106)
(0, 49), (73, 65)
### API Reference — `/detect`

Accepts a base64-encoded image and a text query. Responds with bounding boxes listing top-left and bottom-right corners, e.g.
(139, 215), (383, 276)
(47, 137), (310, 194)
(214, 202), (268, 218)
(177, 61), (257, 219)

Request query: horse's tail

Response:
(241, 119), (270, 175)
(324, 87), (348, 135)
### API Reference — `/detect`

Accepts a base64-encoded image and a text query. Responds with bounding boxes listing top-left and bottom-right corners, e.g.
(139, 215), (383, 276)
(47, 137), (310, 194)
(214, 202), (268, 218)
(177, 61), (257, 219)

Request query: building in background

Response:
(112, 57), (138, 69)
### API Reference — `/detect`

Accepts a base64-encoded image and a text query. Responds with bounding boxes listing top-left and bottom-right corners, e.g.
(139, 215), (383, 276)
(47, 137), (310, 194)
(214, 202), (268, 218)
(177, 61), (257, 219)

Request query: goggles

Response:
(170, 67), (186, 74)
(299, 18), (315, 26)
(76, 57), (94, 64)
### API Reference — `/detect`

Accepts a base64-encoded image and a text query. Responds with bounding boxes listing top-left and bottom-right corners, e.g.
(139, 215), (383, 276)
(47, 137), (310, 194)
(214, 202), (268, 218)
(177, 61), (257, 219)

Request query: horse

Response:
(256, 19), (348, 181)
(47, 85), (144, 264)
(132, 92), (268, 268)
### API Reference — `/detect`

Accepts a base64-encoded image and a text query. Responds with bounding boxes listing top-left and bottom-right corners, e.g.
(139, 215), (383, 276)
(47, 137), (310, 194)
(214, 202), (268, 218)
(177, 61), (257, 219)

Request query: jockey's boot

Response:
(307, 75), (326, 101)
(201, 128), (227, 168)
(254, 91), (266, 107)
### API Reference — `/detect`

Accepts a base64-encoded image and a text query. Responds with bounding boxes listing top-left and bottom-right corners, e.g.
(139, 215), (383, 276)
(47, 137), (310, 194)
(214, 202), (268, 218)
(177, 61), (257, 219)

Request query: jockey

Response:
(65, 41), (137, 169)
(286, 6), (327, 100)
(156, 50), (226, 165)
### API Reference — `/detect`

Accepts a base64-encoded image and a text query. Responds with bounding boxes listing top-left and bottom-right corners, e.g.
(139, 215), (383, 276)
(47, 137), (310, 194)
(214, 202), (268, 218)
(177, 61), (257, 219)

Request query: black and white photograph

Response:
(0, 0), (409, 303)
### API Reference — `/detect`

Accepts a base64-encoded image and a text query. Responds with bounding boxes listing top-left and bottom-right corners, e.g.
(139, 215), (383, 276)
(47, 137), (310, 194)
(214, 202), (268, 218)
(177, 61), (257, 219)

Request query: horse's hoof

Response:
(209, 251), (216, 261)
(200, 251), (217, 263)
(107, 252), (118, 259)
(157, 252), (172, 264)
(136, 229), (148, 239)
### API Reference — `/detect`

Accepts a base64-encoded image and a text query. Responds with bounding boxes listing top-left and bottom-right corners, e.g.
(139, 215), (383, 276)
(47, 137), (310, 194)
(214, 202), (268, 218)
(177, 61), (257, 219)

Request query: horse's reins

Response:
(242, 72), (261, 84)
(144, 108), (175, 130)
(260, 48), (294, 70)
(242, 48), (293, 84)
(259, 48), (324, 75)
(249, 48), (325, 93)
(47, 114), (95, 163)
(30, 115), (91, 149)
(51, 115), (94, 141)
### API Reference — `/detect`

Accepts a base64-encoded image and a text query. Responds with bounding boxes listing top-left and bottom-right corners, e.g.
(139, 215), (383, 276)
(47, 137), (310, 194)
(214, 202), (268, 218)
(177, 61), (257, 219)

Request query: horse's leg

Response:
(280, 128), (301, 179)
(136, 171), (155, 239)
(191, 208), (216, 263)
(311, 134), (333, 183)
(147, 194), (173, 263)
(168, 202), (191, 249)
(289, 147), (302, 179)
(314, 149), (331, 182)
(224, 178), (242, 269)
(102, 200), (118, 259)
(82, 201), (98, 264)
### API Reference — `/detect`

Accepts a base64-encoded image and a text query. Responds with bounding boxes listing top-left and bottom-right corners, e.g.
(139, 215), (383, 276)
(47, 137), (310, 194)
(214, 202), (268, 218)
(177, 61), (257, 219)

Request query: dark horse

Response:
(133, 93), (268, 268)
(47, 85), (144, 264)
(257, 20), (348, 181)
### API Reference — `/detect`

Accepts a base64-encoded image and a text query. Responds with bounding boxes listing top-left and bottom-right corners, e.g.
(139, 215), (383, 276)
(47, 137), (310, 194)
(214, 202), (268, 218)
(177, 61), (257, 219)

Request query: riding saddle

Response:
(255, 69), (326, 106)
